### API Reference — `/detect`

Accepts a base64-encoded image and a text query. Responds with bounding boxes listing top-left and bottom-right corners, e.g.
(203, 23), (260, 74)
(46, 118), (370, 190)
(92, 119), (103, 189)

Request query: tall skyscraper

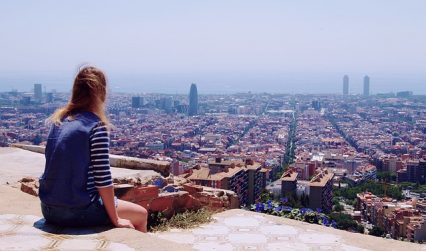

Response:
(164, 96), (173, 113)
(131, 96), (143, 108)
(363, 75), (370, 96)
(34, 83), (42, 101)
(188, 83), (198, 116)
(343, 75), (349, 95)
(46, 92), (54, 103)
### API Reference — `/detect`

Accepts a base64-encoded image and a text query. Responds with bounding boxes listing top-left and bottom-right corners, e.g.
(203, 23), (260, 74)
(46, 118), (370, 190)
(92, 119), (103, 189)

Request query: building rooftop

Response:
(280, 168), (298, 181)
(309, 169), (335, 187)
(187, 165), (244, 181)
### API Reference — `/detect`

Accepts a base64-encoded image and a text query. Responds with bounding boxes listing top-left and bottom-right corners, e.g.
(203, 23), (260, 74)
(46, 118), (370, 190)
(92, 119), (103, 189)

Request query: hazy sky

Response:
(0, 0), (425, 94)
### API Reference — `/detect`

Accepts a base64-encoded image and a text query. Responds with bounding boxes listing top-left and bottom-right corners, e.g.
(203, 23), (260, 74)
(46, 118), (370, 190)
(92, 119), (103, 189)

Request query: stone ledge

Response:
(12, 144), (171, 176)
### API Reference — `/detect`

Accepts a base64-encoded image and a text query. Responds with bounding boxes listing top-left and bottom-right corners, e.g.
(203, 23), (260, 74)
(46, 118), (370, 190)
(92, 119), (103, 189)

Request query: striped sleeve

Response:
(89, 123), (113, 188)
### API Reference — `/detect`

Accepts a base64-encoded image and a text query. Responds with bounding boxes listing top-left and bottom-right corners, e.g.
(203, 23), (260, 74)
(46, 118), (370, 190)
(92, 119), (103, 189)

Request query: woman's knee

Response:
(136, 204), (148, 222)
(117, 200), (147, 221)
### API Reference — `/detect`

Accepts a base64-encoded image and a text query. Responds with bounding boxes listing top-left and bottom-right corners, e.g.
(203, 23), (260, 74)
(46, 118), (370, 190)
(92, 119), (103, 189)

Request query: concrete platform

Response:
(155, 209), (426, 251)
(0, 185), (193, 251)
(0, 147), (191, 250)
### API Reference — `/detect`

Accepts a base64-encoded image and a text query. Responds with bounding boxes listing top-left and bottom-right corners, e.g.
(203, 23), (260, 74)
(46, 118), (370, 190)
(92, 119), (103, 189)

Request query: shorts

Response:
(99, 196), (118, 208)
(41, 198), (115, 228)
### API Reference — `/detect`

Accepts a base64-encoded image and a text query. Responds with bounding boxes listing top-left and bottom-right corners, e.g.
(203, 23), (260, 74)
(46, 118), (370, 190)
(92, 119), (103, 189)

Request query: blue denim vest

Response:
(39, 111), (100, 208)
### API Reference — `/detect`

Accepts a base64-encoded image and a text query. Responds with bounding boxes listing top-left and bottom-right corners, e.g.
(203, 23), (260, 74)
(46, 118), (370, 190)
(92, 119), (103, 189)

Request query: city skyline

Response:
(3, 74), (424, 96)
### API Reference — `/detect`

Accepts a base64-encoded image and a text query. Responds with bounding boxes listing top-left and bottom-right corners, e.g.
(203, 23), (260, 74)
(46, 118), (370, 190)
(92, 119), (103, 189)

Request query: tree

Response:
(333, 203), (344, 212)
(377, 171), (396, 183)
(356, 224), (365, 234)
(328, 213), (361, 231)
(369, 226), (385, 237)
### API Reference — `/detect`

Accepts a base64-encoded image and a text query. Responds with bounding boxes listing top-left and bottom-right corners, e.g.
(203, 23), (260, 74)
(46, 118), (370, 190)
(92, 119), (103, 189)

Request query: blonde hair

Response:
(48, 66), (110, 127)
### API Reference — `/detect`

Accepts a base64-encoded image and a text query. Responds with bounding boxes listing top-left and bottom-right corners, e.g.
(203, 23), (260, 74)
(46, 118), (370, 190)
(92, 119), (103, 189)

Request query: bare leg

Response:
(116, 199), (148, 232)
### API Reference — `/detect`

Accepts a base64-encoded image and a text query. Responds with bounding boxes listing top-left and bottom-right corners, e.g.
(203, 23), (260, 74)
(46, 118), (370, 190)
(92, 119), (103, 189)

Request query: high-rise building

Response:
(131, 96), (143, 108)
(312, 100), (321, 111)
(308, 170), (334, 213)
(188, 83), (198, 116)
(343, 75), (349, 95)
(363, 75), (370, 96)
(46, 93), (54, 103)
(184, 158), (264, 205)
(281, 168), (298, 197)
(163, 96), (173, 113)
(34, 83), (42, 101)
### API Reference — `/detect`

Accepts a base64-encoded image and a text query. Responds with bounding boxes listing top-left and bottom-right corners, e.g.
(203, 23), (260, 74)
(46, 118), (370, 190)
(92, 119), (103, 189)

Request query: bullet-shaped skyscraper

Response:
(363, 75), (370, 96)
(343, 75), (349, 95)
(188, 83), (198, 116)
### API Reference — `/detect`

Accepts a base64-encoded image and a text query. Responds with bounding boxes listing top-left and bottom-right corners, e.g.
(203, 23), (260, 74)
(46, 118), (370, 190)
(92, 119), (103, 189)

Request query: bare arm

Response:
(90, 123), (133, 229)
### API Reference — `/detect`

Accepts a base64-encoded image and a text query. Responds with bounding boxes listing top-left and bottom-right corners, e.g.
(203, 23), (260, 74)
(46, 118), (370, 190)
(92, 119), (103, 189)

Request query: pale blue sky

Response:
(0, 0), (425, 94)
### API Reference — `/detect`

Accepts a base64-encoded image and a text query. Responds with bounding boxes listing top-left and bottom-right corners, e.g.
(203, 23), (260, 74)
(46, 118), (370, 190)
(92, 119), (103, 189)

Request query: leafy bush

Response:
(369, 226), (385, 237)
(328, 212), (363, 232)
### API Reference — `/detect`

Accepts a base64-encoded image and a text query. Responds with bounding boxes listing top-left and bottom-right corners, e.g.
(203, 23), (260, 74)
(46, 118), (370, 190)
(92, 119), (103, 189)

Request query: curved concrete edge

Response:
(12, 144), (45, 154)
(231, 209), (426, 251)
(11, 144), (171, 176)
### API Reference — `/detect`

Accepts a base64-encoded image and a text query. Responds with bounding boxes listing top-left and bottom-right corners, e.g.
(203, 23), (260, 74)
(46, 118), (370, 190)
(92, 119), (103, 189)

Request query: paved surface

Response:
(0, 185), (193, 251)
(0, 214), (134, 250)
(154, 209), (426, 251)
(0, 147), (159, 185)
(0, 147), (192, 251)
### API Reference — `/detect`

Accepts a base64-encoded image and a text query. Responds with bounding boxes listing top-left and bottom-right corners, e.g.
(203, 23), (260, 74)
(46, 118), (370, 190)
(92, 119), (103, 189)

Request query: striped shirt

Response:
(87, 122), (113, 201)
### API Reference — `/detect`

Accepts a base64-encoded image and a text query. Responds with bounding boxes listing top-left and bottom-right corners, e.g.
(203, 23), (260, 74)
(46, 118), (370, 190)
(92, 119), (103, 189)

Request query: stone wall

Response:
(113, 178), (239, 216)
(20, 177), (239, 216)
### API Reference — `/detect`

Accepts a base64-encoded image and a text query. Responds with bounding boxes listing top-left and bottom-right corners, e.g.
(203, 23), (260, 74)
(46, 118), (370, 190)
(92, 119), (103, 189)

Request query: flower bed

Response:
(249, 198), (337, 228)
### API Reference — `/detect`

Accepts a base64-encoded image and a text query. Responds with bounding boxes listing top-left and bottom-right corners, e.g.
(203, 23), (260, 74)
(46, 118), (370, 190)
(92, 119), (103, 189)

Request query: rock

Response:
(215, 191), (225, 197)
(20, 177), (39, 197)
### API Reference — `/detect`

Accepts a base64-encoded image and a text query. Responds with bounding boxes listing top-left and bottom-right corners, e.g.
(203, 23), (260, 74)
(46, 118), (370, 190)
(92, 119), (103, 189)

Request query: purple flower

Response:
(280, 197), (288, 204)
(300, 208), (312, 215)
(274, 206), (282, 212)
(267, 200), (273, 209)
(163, 186), (177, 193)
(321, 216), (330, 226)
(282, 206), (293, 212)
(255, 202), (264, 212)
(152, 178), (164, 188)
(331, 220), (337, 228)
(316, 208), (322, 213)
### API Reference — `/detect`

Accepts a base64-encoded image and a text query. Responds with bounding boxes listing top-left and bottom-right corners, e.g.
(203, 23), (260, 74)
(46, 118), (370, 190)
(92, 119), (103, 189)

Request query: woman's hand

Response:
(114, 218), (135, 229)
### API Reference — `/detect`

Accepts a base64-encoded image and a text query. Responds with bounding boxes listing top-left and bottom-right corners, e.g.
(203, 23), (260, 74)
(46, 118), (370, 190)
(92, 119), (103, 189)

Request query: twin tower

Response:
(343, 75), (370, 96)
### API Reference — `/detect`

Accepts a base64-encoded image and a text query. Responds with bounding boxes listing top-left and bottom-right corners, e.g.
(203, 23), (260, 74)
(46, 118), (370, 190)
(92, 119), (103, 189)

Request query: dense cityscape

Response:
(1, 77), (426, 242)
